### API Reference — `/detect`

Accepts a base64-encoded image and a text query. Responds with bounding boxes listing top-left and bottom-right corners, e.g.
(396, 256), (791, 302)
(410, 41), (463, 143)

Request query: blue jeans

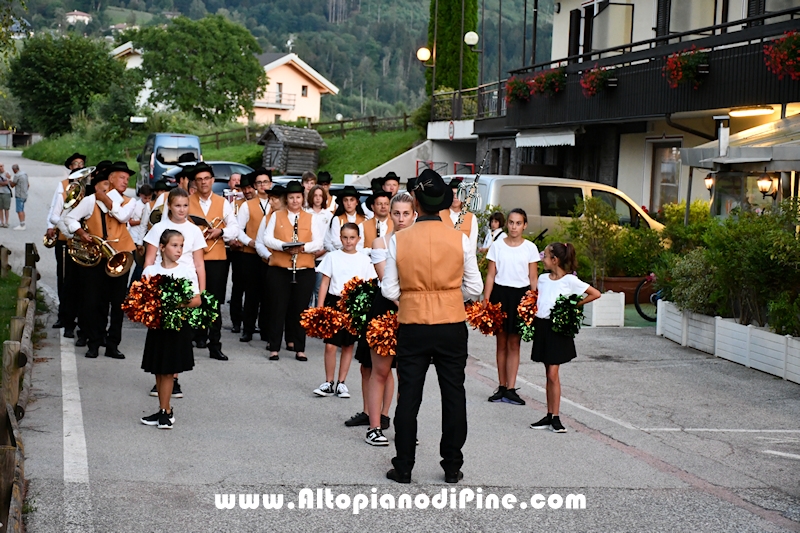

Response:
(15, 197), (25, 213)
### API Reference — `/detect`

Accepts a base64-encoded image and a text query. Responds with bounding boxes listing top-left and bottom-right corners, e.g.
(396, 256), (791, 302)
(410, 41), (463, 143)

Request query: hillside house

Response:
(65, 10), (92, 25)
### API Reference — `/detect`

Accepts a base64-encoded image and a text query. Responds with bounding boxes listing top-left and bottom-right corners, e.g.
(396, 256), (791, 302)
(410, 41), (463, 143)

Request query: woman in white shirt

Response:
(305, 185), (332, 306)
(478, 211), (507, 254)
(483, 208), (540, 406)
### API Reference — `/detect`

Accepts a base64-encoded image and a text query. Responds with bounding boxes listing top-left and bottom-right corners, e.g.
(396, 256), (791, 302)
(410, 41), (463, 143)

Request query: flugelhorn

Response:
(67, 225), (134, 277)
(63, 166), (96, 210)
(189, 215), (224, 252)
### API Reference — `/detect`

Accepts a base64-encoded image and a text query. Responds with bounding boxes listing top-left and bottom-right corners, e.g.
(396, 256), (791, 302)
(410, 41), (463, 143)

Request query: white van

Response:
(440, 174), (664, 237)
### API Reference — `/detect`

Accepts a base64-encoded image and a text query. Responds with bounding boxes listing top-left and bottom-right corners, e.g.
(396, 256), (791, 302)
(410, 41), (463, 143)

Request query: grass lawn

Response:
(318, 129), (424, 182)
(0, 272), (22, 346)
(24, 132), (144, 174)
(105, 6), (154, 25)
(201, 142), (263, 169)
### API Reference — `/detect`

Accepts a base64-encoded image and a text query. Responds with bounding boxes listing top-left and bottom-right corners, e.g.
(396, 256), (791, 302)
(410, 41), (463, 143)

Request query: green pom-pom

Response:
(517, 321), (535, 343)
(158, 276), (197, 330)
(188, 291), (220, 330)
(550, 294), (585, 338)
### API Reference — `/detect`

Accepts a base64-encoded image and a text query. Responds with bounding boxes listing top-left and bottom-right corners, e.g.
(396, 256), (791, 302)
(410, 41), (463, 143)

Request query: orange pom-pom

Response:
(366, 312), (399, 357)
(517, 289), (539, 326)
(300, 307), (349, 339)
(465, 301), (506, 336)
(122, 275), (163, 329)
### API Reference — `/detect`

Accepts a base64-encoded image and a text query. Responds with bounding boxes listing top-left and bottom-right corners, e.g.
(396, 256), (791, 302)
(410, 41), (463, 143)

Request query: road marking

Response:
(762, 450), (800, 460)
(61, 334), (94, 532)
(641, 428), (800, 433)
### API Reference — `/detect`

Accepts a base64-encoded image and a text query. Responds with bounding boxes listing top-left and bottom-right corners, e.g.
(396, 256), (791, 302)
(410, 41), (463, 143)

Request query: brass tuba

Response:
(63, 166), (96, 210)
(67, 225), (134, 277)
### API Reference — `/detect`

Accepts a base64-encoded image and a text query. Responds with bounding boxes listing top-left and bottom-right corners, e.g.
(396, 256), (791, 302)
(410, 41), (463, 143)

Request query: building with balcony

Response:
(65, 10), (92, 25)
(247, 52), (339, 125)
(438, 0), (800, 215)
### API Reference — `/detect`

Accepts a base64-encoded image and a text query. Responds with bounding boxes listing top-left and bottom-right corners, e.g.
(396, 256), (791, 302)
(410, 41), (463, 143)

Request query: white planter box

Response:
(749, 327), (788, 377)
(583, 291), (625, 327)
(657, 301), (685, 345)
(787, 337), (800, 385)
(686, 312), (715, 355)
(714, 318), (750, 367)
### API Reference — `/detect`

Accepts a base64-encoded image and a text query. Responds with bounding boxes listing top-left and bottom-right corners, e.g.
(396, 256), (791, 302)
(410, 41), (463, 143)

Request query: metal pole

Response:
(459, 0), (465, 93)
(532, 0), (539, 65)
(430, 0), (439, 122)
(523, 0), (527, 66)
(684, 167), (694, 226)
(498, 0), (502, 85)
(480, 0), (485, 86)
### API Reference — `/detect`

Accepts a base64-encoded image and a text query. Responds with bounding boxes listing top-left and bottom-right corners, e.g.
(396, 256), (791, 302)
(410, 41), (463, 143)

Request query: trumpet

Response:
(290, 215), (299, 284)
(67, 225), (134, 277)
(190, 215), (224, 252)
(63, 166), (96, 210)
(43, 229), (60, 248)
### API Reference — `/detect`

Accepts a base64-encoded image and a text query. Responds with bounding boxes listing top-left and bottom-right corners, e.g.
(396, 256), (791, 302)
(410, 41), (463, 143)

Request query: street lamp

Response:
(416, 47), (432, 63)
(757, 170), (777, 199)
(464, 31), (480, 50)
(704, 173), (714, 197)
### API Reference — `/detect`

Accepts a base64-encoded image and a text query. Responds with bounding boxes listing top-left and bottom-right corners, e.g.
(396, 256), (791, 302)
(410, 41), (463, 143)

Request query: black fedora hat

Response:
(413, 169), (453, 212)
(448, 177), (464, 189)
(383, 171), (400, 184)
(406, 177), (417, 191)
(366, 190), (392, 210)
(267, 184), (286, 197)
(154, 179), (170, 192)
(106, 161), (136, 176)
(285, 180), (304, 194)
(370, 177), (383, 193)
(317, 171), (332, 184)
(64, 152), (87, 168)
(186, 162), (215, 179)
(239, 171), (255, 188)
(336, 185), (360, 199)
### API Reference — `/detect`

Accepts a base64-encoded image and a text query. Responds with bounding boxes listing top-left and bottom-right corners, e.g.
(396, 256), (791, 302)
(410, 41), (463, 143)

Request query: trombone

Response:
(189, 215), (224, 252)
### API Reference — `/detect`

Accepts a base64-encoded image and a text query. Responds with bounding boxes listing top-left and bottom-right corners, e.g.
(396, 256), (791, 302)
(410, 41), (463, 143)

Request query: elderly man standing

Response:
(9, 164), (28, 230)
(0, 164), (11, 228)
(381, 169), (483, 485)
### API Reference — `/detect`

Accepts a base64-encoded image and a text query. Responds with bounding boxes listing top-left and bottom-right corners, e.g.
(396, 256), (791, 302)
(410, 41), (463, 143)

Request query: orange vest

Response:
(395, 220), (465, 325)
(362, 217), (393, 247)
(268, 210), (315, 269)
(84, 195), (135, 253)
(242, 197), (267, 255)
(189, 193), (227, 261)
(337, 213), (366, 227)
(439, 209), (473, 238)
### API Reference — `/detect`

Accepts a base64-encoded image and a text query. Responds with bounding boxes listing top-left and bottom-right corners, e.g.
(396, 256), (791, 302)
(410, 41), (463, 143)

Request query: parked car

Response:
(137, 133), (202, 186)
(160, 161), (254, 195)
(440, 174), (664, 237)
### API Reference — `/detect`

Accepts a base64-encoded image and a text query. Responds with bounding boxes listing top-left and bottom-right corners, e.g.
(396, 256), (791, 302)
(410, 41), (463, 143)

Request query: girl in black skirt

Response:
(140, 230), (201, 430)
(484, 208), (540, 406)
(313, 223), (377, 399)
(530, 242), (599, 433)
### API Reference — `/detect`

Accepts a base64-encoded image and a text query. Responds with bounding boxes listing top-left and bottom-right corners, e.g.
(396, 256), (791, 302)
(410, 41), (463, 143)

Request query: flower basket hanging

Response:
(530, 68), (567, 97)
(505, 76), (535, 104)
(663, 46), (710, 89)
(580, 65), (615, 98)
(764, 31), (800, 81)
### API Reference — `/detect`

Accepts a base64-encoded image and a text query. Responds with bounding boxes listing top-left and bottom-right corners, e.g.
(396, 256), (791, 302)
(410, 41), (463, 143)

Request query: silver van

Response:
(137, 133), (203, 187)
(440, 174), (664, 236)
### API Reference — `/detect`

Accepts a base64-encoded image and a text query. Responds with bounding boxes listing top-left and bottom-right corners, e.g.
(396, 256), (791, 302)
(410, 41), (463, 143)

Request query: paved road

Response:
(2, 151), (800, 532)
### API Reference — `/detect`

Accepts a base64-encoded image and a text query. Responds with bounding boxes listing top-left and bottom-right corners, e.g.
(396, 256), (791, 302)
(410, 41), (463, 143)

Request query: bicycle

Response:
(634, 273), (662, 322)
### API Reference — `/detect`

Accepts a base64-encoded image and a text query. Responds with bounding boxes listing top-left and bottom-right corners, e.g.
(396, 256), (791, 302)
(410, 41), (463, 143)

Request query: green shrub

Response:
(669, 248), (720, 315)
(768, 292), (800, 337)
(660, 200), (714, 254)
(607, 226), (665, 277)
(567, 197), (619, 290)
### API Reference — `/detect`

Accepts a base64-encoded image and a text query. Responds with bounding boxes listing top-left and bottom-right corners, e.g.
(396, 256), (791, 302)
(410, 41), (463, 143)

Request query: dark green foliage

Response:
(607, 227), (664, 277)
(660, 200), (713, 254)
(768, 293), (800, 337)
(668, 248), (720, 316)
(426, 0), (478, 94)
(8, 34), (125, 136)
(88, 69), (141, 143)
(132, 15), (267, 122)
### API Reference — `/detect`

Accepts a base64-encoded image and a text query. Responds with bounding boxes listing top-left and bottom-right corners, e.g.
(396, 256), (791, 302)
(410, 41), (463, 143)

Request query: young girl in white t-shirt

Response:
(483, 208), (540, 406)
(313, 223), (377, 399)
(139, 230), (201, 430)
(530, 242), (600, 433)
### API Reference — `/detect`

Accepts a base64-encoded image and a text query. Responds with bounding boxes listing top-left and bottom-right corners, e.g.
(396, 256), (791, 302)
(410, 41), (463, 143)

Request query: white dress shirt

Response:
(263, 209), (325, 254)
(63, 192), (136, 234)
(381, 224), (484, 303)
(361, 201), (374, 220)
(237, 197), (270, 247)
(46, 181), (66, 229)
(446, 208), (479, 254)
(254, 216), (272, 261)
(196, 193), (239, 243)
(128, 199), (148, 245)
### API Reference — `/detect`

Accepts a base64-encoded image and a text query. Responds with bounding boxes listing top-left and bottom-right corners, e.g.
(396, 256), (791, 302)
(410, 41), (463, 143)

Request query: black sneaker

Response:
(149, 385), (158, 397)
(502, 388), (526, 405)
(380, 414), (390, 430)
(172, 379), (183, 398)
(529, 414), (552, 430)
(550, 416), (567, 433)
(345, 412), (369, 426)
(141, 408), (174, 426)
(488, 385), (507, 402)
(157, 410), (173, 430)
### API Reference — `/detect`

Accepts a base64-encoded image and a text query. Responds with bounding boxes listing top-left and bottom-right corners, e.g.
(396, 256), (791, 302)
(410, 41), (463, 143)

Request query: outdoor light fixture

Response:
(464, 31), (479, 47)
(757, 170), (777, 199)
(704, 174), (714, 195)
(730, 106), (775, 118)
(416, 47), (432, 63)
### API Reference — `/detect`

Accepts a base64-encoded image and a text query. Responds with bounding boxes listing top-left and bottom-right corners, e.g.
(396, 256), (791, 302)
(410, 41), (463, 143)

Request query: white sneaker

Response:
(313, 381), (335, 397)
(12, 225), (25, 231)
(335, 382), (350, 398)
(365, 427), (389, 446)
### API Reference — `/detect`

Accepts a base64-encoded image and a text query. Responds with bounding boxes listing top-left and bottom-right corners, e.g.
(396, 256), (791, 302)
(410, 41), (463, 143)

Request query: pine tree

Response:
(425, 0), (478, 95)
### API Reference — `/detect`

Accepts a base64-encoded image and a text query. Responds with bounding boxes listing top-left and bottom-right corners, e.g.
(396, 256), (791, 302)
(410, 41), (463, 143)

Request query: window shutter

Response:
(655, 0), (671, 40)
(568, 9), (581, 61)
(747, 0), (765, 26)
(583, 4), (594, 56)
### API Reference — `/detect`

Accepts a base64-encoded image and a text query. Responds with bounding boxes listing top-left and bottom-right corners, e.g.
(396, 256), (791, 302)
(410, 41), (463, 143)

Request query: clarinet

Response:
(455, 150), (490, 230)
(290, 214), (299, 284)
(376, 221), (381, 238)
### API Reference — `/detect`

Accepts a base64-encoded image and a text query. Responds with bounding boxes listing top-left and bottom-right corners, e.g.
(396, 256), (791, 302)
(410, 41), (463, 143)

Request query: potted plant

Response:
(505, 77), (534, 104)
(580, 65), (616, 98)
(530, 68), (567, 97)
(663, 46), (709, 89)
(764, 30), (800, 81)
(604, 226), (664, 304)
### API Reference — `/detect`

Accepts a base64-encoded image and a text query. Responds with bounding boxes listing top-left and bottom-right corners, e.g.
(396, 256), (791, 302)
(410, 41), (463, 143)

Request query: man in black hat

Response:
(362, 190), (392, 254)
(382, 172), (401, 197)
(63, 162), (138, 359)
(263, 180), (326, 361)
(440, 178), (479, 254)
(64, 153), (87, 172)
(316, 171), (336, 212)
(381, 169), (483, 484)
(186, 162), (240, 360)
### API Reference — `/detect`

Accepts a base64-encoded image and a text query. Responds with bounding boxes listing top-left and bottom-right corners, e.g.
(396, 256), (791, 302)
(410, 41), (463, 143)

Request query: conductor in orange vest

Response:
(381, 169), (483, 484)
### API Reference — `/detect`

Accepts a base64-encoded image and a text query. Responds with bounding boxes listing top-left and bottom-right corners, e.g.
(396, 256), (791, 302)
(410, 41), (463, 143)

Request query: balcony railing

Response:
(255, 91), (296, 110)
(431, 80), (506, 121)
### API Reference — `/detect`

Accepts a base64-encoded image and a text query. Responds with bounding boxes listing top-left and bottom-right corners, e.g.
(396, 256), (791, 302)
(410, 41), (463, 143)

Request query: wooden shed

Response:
(257, 125), (327, 176)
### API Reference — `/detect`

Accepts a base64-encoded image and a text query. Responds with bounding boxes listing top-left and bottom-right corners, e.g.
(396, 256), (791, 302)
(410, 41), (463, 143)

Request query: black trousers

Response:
(63, 252), (85, 334)
(229, 249), (244, 328)
(242, 253), (268, 334)
(392, 322), (469, 475)
(266, 268), (314, 353)
(55, 241), (66, 323)
(81, 260), (127, 350)
(195, 259), (229, 350)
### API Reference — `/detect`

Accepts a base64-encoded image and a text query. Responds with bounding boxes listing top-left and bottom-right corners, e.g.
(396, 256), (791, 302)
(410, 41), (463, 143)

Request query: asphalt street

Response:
(1, 150), (799, 532)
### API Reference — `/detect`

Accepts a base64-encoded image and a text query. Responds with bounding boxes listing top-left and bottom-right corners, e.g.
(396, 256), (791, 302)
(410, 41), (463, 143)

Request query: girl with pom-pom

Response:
(313, 223), (377, 399)
(140, 230), (201, 430)
(483, 208), (540, 406)
(530, 242), (599, 433)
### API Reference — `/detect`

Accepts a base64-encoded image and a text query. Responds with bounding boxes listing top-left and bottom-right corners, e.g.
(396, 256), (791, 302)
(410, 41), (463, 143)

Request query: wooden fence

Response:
(312, 114), (410, 139)
(197, 127), (257, 149)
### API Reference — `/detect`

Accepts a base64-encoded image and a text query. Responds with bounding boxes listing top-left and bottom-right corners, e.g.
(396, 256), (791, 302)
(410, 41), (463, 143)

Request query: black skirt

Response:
(355, 292), (398, 367)
(323, 294), (359, 347)
(141, 325), (195, 375)
(530, 317), (577, 365)
(489, 284), (530, 334)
